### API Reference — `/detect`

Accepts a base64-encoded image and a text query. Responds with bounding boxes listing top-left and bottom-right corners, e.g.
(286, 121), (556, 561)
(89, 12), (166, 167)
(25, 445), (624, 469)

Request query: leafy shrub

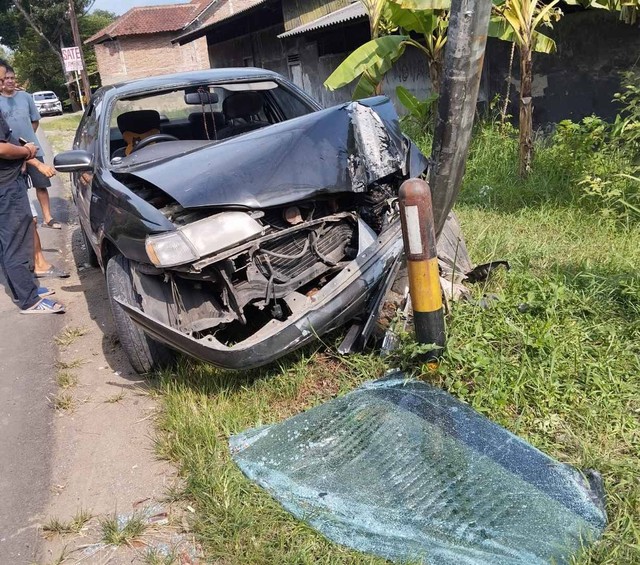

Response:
(552, 113), (639, 222)
(612, 70), (640, 160)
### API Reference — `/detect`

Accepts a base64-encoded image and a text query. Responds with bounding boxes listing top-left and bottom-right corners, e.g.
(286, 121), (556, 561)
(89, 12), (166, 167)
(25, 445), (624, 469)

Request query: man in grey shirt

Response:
(0, 65), (61, 230)
(0, 66), (69, 279)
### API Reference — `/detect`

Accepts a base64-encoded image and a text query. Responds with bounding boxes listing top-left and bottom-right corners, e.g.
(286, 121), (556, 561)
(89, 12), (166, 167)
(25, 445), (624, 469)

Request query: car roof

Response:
(33, 91), (57, 95)
(103, 68), (284, 98)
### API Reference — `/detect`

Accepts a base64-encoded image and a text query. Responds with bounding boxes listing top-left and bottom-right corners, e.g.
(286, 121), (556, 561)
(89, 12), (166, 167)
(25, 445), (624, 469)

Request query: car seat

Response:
(112, 110), (161, 158)
(217, 91), (269, 139)
(188, 111), (226, 140)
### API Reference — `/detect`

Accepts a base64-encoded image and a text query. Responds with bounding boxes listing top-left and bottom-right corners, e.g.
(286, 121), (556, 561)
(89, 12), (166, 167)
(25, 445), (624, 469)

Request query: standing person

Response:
(0, 60), (64, 314)
(0, 66), (69, 279)
(0, 65), (62, 229)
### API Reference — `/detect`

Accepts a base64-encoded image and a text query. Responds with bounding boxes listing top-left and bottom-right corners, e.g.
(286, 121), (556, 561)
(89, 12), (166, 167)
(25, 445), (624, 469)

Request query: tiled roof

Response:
(86, 1), (211, 45)
(174, 0), (268, 44)
(196, 0), (267, 28)
(278, 2), (367, 38)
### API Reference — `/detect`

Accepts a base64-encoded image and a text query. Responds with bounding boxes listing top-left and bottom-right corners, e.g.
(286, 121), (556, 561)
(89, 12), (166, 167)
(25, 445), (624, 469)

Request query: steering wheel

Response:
(131, 133), (179, 153)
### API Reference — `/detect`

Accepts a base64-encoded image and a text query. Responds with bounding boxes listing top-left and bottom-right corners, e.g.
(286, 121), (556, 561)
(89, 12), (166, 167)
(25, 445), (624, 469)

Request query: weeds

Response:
(52, 391), (75, 412)
(42, 509), (91, 536)
(56, 371), (77, 389)
(100, 512), (147, 546)
(54, 326), (87, 347)
(143, 547), (178, 565)
(55, 359), (85, 370)
(104, 389), (126, 403)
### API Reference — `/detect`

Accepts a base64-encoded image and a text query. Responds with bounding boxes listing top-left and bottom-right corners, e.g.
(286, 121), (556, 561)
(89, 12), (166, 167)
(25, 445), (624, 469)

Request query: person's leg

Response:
(32, 219), (53, 273)
(27, 158), (59, 228)
(0, 181), (40, 309)
(35, 187), (55, 226)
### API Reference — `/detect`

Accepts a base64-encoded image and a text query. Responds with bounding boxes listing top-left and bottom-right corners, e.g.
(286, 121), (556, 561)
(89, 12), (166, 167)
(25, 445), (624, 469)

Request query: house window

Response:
(288, 55), (303, 89)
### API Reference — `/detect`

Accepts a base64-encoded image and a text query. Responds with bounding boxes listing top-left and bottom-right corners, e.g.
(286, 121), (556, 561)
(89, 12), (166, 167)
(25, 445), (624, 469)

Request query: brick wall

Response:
(94, 33), (210, 85)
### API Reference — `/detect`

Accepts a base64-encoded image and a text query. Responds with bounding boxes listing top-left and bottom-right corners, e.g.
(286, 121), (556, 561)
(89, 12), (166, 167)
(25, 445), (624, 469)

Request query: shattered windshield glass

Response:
(230, 373), (606, 565)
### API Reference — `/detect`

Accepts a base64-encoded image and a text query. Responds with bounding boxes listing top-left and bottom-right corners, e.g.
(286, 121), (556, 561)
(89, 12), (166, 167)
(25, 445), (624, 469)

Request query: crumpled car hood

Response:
(120, 96), (421, 209)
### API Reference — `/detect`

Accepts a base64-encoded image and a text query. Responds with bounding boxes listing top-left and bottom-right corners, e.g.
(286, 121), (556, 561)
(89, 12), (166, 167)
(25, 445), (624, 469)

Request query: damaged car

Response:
(54, 68), (429, 373)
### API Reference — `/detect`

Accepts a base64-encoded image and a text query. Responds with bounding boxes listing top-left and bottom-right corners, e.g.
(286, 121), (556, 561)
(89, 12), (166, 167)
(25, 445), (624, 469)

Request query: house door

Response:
(288, 55), (303, 89)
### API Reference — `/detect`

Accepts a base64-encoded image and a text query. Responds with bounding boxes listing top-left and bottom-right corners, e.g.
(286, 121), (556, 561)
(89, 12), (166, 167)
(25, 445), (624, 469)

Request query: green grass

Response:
(42, 113), (82, 132)
(54, 326), (87, 347)
(42, 509), (92, 537)
(100, 512), (147, 546)
(147, 123), (640, 563)
(41, 114), (81, 155)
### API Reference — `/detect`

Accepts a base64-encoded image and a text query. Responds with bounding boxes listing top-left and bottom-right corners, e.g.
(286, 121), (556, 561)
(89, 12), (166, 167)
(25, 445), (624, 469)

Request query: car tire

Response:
(81, 227), (100, 268)
(106, 254), (176, 374)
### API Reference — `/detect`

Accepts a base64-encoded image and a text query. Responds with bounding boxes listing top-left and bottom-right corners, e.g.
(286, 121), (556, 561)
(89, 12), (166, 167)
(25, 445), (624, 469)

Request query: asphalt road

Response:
(0, 130), (69, 564)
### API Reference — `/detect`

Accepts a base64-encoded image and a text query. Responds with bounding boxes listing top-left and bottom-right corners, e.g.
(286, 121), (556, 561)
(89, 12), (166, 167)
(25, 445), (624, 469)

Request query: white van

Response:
(32, 91), (63, 116)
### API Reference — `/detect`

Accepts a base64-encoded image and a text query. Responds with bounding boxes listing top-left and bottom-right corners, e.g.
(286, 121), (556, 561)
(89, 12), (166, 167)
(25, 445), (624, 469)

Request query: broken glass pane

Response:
(230, 372), (606, 564)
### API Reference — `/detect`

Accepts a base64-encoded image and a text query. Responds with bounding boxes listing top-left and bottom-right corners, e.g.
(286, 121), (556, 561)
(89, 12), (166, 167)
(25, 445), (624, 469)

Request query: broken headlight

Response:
(145, 211), (264, 268)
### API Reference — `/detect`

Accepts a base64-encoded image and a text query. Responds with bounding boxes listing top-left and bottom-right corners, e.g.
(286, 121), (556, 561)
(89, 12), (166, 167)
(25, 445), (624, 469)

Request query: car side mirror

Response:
(54, 150), (93, 172)
(184, 91), (219, 105)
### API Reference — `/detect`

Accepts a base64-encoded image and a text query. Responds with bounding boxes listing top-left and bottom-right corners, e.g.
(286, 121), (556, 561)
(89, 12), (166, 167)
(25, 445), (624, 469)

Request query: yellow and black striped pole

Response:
(398, 178), (445, 361)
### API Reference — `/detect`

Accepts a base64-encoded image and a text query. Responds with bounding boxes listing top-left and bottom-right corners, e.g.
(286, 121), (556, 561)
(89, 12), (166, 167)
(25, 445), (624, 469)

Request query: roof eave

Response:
(173, 0), (269, 45)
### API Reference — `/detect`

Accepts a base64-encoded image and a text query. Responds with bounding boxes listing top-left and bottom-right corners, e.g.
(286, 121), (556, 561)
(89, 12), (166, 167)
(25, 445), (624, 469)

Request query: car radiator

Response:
(255, 221), (354, 282)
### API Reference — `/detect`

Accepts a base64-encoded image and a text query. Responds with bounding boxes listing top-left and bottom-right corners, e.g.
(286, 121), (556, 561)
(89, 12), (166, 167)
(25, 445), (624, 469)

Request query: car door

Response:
(72, 96), (101, 248)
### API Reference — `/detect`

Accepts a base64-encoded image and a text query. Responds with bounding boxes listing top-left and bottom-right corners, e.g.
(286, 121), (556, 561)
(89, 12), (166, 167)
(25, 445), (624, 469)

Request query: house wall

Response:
(486, 9), (640, 125)
(208, 22), (434, 111)
(281, 0), (350, 32)
(94, 34), (210, 85)
(209, 24), (289, 77)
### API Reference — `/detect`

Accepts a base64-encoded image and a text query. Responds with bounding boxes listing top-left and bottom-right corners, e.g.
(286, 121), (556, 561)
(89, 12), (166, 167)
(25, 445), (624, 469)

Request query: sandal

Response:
(35, 266), (70, 279)
(37, 287), (55, 298)
(21, 298), (65, 314)
(42, 218), (62, 229)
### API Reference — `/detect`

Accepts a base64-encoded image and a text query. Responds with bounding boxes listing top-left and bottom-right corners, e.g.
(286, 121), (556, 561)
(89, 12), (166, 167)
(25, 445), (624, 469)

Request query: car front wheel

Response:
(106, 254), (176, 374)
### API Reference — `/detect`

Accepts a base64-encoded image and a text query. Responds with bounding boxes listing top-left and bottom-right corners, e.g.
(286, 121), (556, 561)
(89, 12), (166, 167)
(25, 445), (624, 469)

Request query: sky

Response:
(89, 0), (190, 16)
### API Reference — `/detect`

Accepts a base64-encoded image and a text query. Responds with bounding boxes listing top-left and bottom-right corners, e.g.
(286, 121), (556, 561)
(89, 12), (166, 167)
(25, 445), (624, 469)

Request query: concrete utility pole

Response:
(68, 0), (91, 104)
(429, 0), (493, 237)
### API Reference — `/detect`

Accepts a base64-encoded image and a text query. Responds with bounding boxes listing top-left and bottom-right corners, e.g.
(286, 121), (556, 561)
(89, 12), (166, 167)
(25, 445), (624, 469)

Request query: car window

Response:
(33, 92), (58, 101)
(111, 90), (190, 127)
(75, 99), (100, 153)
(267, 86), (315, 120)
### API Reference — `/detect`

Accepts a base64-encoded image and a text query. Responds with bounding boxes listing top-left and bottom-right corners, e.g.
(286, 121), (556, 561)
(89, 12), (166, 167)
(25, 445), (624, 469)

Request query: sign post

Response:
(62, 46), (85, 111)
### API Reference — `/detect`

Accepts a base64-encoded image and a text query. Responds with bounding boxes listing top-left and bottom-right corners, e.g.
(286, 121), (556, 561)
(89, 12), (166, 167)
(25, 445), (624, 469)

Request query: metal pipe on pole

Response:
(429, 0), (493, 238)
(68, 0), (91, 105)
(74, 71), (85, 111)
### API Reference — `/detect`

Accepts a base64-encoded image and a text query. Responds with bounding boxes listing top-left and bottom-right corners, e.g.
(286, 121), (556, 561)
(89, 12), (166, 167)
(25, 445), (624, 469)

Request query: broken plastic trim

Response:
(230, 373), (606, 564)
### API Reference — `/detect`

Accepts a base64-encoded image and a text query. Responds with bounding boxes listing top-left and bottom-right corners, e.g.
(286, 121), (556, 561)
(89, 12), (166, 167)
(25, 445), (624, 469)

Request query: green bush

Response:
(456, 73), (640, 224)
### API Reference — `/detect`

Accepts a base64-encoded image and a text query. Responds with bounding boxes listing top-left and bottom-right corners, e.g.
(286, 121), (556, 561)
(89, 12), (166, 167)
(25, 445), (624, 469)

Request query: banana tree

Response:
(565, 0), (640, 24)
(491, 1), (561, 177)
(324, 0), (451, 99)
(325, 1), (558, 146)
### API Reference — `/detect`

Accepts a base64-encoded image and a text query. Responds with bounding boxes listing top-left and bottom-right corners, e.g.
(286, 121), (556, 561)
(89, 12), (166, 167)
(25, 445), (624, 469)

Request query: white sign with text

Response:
(62, 46), (83, 73)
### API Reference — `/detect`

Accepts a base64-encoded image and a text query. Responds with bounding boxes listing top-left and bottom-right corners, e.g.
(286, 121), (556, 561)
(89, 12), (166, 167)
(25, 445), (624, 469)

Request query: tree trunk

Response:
(428, 55), (442, 97)
(518, 44), (534, 177)
(13, 0), (81, 111)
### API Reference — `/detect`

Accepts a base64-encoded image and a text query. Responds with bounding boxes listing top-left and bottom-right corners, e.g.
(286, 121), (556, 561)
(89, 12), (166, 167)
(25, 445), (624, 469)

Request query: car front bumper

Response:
(38, 105), (62, 115)
(116, 221), (404, 370)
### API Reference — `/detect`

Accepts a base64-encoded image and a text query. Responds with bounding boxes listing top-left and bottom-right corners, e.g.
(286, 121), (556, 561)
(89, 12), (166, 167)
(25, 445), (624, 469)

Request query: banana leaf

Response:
(324, 35), (410, 95)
